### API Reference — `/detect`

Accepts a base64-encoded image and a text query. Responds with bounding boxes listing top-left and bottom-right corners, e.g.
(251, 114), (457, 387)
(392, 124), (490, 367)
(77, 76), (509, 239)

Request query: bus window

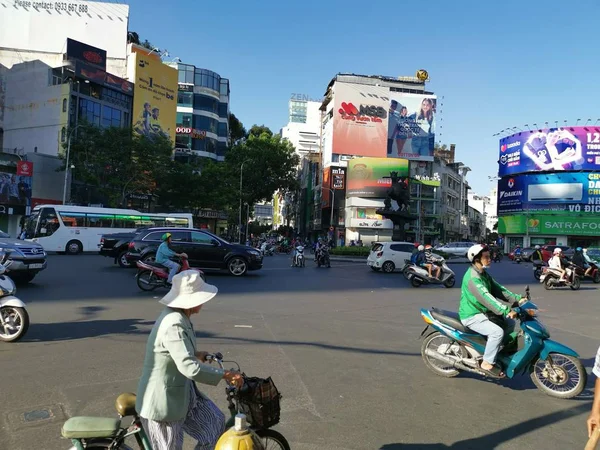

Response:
(34, 207), (60, 237)
(166, 217), (190, 228)
(59, 212), (86, 227)
(87, 214), (114, 228)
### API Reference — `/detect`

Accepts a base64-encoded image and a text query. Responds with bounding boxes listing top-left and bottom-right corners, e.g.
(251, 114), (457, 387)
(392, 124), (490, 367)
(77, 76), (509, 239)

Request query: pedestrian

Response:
(587, 344), (600, 440)
(136, 270), (243, 450)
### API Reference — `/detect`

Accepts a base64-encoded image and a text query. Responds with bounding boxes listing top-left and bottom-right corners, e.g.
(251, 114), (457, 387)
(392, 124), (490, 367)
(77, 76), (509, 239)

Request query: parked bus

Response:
(24, 205), (193, 254)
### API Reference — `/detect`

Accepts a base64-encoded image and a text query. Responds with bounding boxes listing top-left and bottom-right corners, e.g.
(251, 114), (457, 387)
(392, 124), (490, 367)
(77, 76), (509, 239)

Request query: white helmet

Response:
(535, 245), (540, 249)
(467, 244), (488, 262)
(553, 247), (562, 254)
(417, 245), (424, 251)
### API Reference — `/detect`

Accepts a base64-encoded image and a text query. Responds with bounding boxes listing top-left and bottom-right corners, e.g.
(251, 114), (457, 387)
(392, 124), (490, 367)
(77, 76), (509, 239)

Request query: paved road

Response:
(0, 254), (598, 449)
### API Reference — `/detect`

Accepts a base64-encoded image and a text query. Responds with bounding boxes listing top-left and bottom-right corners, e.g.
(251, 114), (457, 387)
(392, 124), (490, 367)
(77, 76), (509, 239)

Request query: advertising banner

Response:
(0, 171), (32, 206)
(66, 38), (106, 70)
(132, 53), (178, 144)
(322, 167), (331, 208)
(498, 214), (600, 237)
(347, 157), (409, 197)
(332, 167), (346, 190)
(498, 127), (600, 176)
(75, 61), (133, 95)
(498, 172), (600, 215)
(333, 82), (436, 161)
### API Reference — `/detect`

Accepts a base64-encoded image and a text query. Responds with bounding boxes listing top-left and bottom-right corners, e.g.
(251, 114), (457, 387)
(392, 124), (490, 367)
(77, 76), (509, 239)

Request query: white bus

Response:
(24, 205), (194, 254)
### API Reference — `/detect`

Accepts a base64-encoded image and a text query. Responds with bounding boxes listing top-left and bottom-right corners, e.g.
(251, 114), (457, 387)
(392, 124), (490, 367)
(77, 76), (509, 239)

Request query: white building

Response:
(280, 99), (322, 156)
(468, 190), (498, 236)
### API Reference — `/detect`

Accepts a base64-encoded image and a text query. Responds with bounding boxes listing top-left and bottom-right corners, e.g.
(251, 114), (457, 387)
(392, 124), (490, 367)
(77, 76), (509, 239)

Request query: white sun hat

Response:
(159, 270), (218, 309)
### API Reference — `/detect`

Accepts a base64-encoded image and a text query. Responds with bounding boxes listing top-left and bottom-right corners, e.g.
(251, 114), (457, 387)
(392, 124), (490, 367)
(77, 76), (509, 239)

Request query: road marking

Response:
(234, 325), (253, 328)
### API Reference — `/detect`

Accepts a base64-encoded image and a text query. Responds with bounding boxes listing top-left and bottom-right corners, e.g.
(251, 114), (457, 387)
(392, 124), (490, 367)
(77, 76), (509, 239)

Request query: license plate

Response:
(28, 263), (44, 269)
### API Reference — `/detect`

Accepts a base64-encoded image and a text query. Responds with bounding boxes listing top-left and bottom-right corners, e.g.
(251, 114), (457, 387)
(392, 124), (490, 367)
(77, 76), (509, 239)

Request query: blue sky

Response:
(128, 0), (599, 194)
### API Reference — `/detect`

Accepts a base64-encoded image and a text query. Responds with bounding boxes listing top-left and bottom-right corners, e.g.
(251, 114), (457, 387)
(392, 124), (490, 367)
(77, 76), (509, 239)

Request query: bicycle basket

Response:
(238, 375), (281, 428)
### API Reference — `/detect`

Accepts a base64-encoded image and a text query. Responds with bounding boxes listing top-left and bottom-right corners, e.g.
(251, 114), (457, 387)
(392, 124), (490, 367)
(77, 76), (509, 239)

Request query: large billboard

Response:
(499, 214), (600, 237)
(498, 127), (600, 176)
(347, 157), (409, 197)
(131, 53), (178, 144)
(497, 172), (600, 215)
(333, 82), (436, 161)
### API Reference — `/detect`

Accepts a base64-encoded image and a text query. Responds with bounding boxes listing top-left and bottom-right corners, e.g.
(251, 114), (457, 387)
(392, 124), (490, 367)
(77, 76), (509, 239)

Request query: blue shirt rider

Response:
(156, 233), (185, 284)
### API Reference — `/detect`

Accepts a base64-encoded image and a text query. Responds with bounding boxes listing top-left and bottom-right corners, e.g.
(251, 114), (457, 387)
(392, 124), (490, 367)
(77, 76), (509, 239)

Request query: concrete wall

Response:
(27, 152), (65, 202)
(3, 60), (68, 156)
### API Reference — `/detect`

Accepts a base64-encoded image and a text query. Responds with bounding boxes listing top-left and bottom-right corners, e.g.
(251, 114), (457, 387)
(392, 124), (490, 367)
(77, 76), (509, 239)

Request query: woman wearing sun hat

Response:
(136, 270), (242, 450)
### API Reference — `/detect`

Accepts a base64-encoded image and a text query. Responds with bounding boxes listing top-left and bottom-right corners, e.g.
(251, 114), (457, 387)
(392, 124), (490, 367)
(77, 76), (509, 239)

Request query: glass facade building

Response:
(171, 63), (230, 162)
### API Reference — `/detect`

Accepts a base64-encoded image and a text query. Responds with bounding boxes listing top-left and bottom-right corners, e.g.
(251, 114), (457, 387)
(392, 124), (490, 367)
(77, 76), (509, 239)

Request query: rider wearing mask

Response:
(531, 245), (543, 264)
(459, 244), (523, 378)
(572, 247), (591, 277)
(156, 233), (185, 284)
(424, 244), (441, 279)
(548, 247), (567, 282)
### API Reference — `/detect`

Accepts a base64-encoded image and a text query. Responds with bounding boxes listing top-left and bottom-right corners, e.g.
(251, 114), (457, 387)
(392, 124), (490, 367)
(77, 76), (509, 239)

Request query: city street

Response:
(0, 254), (598, 450)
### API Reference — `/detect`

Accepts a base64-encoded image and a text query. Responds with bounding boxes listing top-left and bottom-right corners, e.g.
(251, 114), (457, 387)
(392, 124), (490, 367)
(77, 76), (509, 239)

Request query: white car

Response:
(434, 241), (476, 257)
(367, 242), (415, 273)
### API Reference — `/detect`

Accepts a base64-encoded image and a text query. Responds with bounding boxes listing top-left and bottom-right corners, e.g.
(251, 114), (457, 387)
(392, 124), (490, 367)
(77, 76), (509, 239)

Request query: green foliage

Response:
(247, 125), (273, 139)
(228, 113), (246, 143)
(330, 246), (370, 257)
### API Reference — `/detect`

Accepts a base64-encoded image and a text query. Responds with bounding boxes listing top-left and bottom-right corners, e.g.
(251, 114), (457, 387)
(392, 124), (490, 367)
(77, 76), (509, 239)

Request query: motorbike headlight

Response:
(525, 309), (537, 317)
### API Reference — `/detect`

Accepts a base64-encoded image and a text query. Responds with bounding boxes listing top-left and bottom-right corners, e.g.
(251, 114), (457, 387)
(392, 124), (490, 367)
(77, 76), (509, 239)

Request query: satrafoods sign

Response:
(498, 214), (600, 236)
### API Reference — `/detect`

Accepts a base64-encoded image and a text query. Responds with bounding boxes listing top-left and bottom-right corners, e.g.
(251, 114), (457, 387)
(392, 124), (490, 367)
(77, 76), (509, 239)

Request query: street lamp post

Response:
(238, 160), (248, 243)
(62, 124), (83, 205)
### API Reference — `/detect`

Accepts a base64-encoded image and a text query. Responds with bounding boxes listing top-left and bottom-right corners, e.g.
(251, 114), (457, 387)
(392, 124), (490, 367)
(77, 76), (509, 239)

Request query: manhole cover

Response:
(23, 409), (52, 422)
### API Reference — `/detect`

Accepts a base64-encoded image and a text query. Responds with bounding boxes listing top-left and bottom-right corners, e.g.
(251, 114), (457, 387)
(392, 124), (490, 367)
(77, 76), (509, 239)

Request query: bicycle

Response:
(61, 353), (290, 450)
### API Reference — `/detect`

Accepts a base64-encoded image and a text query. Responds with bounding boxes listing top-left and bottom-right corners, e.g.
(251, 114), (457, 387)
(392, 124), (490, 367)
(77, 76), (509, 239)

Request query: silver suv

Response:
(0, 230), (47, 283)
(435, 242), (477, 257)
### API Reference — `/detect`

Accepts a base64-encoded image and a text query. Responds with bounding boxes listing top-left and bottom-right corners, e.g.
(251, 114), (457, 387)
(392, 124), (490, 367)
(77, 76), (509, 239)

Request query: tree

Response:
(63, 123), (173, 207)
(127, 31), (140, 45)
(225, 130), (299, 209)
(228, 113), (246, 144)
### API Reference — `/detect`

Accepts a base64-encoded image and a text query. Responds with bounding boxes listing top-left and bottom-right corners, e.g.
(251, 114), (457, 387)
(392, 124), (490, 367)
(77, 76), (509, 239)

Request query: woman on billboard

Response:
(412, 98), (436, 157)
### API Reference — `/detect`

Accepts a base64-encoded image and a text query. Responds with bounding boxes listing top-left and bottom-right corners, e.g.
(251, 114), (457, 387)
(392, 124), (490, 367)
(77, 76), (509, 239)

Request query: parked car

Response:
(434, 242), (476, 257)
(125, 227), (263, 276)
(540, 245), (571, 262)
(99, 228), (148, 268)
(519, 247), (535, 261)
(367, 242), (415, 273)
(0, 230), (47, 283)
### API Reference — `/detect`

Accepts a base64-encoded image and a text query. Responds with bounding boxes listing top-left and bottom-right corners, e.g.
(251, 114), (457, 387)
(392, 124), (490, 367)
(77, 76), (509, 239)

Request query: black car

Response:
(125, 227), (263, 276)
(99, 228), (148, 268)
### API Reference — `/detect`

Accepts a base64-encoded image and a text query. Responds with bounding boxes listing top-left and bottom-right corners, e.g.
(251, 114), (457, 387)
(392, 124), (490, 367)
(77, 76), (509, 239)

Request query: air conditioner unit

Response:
(528, 183), (583, 202)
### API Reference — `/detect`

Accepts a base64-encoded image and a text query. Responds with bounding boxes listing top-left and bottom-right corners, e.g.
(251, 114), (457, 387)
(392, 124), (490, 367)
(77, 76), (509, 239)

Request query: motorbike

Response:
(492, 250), (503, 262)
(571, 261), (600, 284)
(405, 255), (456, 288)
(135, 254), (205, 291)
(61, 352), (290, 450)
(513, 252), (522, 264)
(532, 260), (547, 280)
(419, 286), (587, 399)
(316, 246), (331, 268)
(0, 253), (29, 342)
(539, 264), (580, 290)
(402, 258), (412, 279)
(259, 242), (274, 257)
(292, 246), (305, 267)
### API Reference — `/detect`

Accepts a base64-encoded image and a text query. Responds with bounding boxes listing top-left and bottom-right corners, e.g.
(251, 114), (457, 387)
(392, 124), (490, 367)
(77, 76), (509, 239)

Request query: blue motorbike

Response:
(419, 286), (587, 399)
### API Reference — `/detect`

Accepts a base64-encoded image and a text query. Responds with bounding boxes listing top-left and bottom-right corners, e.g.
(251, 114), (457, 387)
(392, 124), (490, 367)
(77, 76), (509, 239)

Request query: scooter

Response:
(539, 264), (580, 290)
(0, 253), (29, 342)
(405, 255), (456, 288)
(292, 246), (305, 267)
(316, 247), (331, 268)
(532, 261), (547, 280)
(419, 286), (587, 399)
(135, 254), (205, 291)
(571, 262), (600, 284)
(513, 252), (522, 264)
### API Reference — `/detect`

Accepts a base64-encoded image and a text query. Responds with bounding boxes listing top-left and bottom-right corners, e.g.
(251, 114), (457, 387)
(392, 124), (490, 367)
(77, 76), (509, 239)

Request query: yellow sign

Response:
(132, 52), (177, 144)
(416, 69), (429, 82)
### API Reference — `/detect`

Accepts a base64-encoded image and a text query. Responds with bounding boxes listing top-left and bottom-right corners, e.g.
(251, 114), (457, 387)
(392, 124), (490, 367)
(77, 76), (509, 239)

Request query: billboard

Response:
(332, 167), (346, 189)
(131, 53), (178, 144)
(66, 38), (106, 70)
(75, 61), (133, 95)
(333, 82), (436, 161)
(498, 127), (600, 176)
(497, 172), (600, 215)
(347, 157), (409, 198)
(322, 167), (331, 208)
(498, 214), (600, 237)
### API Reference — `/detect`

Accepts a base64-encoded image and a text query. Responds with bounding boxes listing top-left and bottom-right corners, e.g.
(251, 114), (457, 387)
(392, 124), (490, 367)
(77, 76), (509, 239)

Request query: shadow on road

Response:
(379, 401), (591, 449)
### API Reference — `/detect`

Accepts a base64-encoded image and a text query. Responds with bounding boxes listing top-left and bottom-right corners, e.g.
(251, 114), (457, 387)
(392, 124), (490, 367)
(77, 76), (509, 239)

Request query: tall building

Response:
(169, 63), (230, 162)
(280, 99), (322, 156)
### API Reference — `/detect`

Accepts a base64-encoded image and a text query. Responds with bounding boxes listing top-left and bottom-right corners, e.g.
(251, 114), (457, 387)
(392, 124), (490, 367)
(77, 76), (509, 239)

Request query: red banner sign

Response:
(16, 161), (33, 177)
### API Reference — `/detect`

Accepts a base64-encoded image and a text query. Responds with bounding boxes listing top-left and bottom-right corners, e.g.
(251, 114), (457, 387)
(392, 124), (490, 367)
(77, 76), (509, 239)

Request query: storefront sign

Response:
(499, 214), (600, 237)
(17, 161), (33, 176)
(197, 210), (228, 219)
(176, 127), (206, 139)
(348, 217), (393, 229)
(332, 167), (346, 190)
(178, 83), (194, 92)
(66, 38), (106, 70)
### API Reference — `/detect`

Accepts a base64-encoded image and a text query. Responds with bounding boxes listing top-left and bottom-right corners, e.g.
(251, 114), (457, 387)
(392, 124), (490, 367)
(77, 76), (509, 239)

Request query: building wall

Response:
(27, 152), (65, 202)
(280, 100), (321, 156)
(3, 61), (68, 156)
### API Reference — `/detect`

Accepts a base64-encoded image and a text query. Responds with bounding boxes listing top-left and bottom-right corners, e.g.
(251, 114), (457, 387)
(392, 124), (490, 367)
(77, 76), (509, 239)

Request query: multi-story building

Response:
(468, 191), (497, 240)
(434, 157), (470, 243)
(169, 63), (230, 162)
(280, 99), (322, 156)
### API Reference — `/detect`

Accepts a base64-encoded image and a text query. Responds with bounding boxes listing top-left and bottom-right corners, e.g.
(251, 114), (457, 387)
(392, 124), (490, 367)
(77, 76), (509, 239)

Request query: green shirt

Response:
(459, 266), (520, 321)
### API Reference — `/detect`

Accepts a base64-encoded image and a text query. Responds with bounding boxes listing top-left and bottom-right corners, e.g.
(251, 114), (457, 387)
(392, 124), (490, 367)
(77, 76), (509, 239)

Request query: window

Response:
(176, 134), (191, 149)
(217, 122), (228, 138)
(61, 127), (66, 143)
(101, 105), (122, 128)
(192, 136), (218, 153)
(194, 69), (220, 92)
(220, 80), (229, 96)
(177, 92), (193, 107)
(143, 231), (164, 241)
(193, 95), (218, 114)
(177, 113), (192, 127)
(87, 214), (114, 227)
(218, 102), (228, 118)
(390, 244), (414, 253)
(192, 115), (218, 134)
(59, 212), (86, 227)
(36, 207), (60, 237)
(62, 98), (67, 112)
(171, 231), (189, 242)
(191, 231), (213, 244)
(79, 98), (101, 126)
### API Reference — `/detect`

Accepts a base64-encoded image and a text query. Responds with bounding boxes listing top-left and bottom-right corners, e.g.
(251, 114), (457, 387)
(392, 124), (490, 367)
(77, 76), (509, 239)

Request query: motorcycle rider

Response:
(513, 244), (522, 261)
(156, 233), (186, 284)
(459, 244), (523, 378)
(548, 247), (568, 282)
(314, 237), (325, 262)
(424, 245), (441, 279)
(410, 242), (421, 264)
(572, 247), (591, 277)
(531, 245), (544, 264)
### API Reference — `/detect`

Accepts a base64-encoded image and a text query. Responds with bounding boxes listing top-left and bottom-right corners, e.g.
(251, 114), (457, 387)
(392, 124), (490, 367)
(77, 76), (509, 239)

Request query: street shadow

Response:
(77, 305), (108, 320)
(379, 401), (591, 449)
